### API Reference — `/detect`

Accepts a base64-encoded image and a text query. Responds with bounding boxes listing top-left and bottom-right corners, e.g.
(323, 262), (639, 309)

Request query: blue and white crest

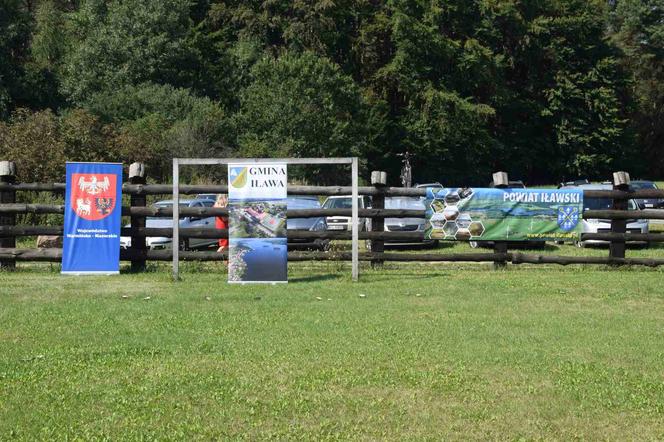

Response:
(557, 206), (580, 232)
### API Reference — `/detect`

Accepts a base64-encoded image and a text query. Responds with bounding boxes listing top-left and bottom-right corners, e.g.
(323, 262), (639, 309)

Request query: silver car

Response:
(286, 196), (330, 251)
(322, 195), (371, 231)
(368, 197), (436, 248)
(562, 184), (649, 247)
(120, 199), (218, 250)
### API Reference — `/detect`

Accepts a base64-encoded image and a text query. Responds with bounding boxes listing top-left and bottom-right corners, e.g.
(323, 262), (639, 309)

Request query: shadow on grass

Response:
(361, 269), (453, 282)
(289, 273), (344, 283)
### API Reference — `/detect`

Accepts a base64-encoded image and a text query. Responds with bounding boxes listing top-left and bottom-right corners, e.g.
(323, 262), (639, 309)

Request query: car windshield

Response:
(323, 198), (353, 209)
(583, 198), (612, 211)
(631, 182), (657, 190)
(196, 194), (216, 200)
(154, 201), (190, 208)
(584, 197), (637, 211)
(287, 197), (321, 209)
(385, 197), (424, 209)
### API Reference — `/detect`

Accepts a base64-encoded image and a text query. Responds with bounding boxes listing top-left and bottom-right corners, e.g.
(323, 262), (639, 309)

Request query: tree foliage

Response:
(611, 0), (664, 177)
(233, 51), (370, 183)
(0, 0), (658, 184)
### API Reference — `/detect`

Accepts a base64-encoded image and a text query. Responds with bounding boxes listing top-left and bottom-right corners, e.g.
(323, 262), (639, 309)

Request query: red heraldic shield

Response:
(70, 173), (118, 221)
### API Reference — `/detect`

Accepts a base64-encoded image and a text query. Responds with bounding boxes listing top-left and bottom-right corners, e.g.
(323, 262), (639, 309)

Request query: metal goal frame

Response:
(172, 157), (360, 281)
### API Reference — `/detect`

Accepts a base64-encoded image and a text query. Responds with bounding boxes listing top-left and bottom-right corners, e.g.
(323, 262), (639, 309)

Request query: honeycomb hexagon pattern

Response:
(430, 188), (484, 240)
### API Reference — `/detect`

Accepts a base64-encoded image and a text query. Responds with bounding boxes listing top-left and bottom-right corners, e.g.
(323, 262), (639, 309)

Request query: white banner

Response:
(227, 163), (288, 283)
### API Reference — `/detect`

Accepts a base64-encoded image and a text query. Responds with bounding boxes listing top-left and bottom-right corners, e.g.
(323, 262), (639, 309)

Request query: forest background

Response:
(0, 0), (662, 186)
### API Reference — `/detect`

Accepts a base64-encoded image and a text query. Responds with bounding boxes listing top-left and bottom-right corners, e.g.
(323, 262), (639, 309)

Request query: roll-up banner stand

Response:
(227, 163), (288, 283)
(62, 162), (123, 274)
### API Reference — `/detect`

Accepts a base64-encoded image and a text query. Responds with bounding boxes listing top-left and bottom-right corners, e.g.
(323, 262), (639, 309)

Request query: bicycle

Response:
(398, 151), (412, 188)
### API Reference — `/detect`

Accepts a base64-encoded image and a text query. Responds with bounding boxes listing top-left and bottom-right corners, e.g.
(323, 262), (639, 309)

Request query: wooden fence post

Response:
(370, 171), (387, 267)
(0, 161), (17, 269)
(492, 171), (509, 269)
(609, 171), (630, 261)
(128, 162), (147, 271)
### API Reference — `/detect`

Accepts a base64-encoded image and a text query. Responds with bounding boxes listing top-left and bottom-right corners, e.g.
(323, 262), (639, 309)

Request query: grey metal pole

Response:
(172, 158), (180, 280)
(351, 157), (359, 281)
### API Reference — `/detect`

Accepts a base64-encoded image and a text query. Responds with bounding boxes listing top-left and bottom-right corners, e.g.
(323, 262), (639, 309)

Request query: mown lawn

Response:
(1, 263), (664, 440)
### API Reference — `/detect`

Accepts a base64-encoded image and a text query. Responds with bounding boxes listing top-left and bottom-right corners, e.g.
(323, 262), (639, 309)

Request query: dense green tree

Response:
(611, 0), (664, 177)
(516, 1), (636, 181)
(233, 51), (372, 183)
(0, 0), (654, 185)
(87, 82), (231, 180)
(60, 0), (197, 104)
(0, 0), (31, 118)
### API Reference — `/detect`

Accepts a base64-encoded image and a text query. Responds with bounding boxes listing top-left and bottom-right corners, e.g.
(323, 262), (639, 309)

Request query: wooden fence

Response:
(2, 161), (664, 269)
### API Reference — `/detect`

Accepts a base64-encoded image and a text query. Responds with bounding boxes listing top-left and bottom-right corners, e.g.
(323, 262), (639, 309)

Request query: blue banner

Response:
(228, 163), (288, 283)
(62, 162), (123, 274)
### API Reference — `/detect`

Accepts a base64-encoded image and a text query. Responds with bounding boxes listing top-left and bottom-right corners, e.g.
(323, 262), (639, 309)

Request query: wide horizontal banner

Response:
(425, 188), (583, 241)
(228, 163), (288, 283)
(62, 162), (123, 274)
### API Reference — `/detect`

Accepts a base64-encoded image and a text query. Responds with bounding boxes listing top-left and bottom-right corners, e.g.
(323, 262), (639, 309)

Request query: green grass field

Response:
(2, 263), (664, 440)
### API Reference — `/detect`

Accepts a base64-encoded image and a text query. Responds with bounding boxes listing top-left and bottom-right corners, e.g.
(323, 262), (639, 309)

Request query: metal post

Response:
(172, 159), (180, 280)
(0, 161), (17, 269)
(370, 171), (386, 267)
(610, 171), (629, 261)
(351, 157), (359, 281)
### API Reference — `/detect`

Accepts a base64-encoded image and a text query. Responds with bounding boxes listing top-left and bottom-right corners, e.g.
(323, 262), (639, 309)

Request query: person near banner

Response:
(214, 194), (229, 253)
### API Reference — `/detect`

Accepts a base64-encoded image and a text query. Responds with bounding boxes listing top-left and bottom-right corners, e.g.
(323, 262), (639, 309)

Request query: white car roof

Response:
(326, 195), (363, 199)
(561, 184), (612, 190)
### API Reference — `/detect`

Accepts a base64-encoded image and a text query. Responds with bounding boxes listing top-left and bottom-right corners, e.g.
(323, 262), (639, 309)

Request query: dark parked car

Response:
(287, 196), (330, 251)
(630, 180), (664, 209)
(557, 179), (590, 188)
(120, 199), (217, 250)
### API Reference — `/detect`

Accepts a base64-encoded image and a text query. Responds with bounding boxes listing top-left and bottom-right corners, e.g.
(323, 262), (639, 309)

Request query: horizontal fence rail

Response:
(0, 182), (426, 197)
(3, 248), (664, 268)
(0, 204), (425, 219)
(1, 164), (663, 270)
(0, 225), (424, 240)
(5, 203), (664, 221)
(4, 224), (664, 243)
(5, 182), (664, 199)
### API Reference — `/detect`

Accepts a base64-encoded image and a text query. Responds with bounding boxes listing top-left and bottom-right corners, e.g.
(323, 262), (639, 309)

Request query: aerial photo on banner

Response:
(227, 163), (288, 283)
(425, 187), (584, 242)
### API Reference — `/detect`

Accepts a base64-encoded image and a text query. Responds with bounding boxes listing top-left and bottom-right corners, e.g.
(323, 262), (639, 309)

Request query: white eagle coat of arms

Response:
(78, 176), (111, 195)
